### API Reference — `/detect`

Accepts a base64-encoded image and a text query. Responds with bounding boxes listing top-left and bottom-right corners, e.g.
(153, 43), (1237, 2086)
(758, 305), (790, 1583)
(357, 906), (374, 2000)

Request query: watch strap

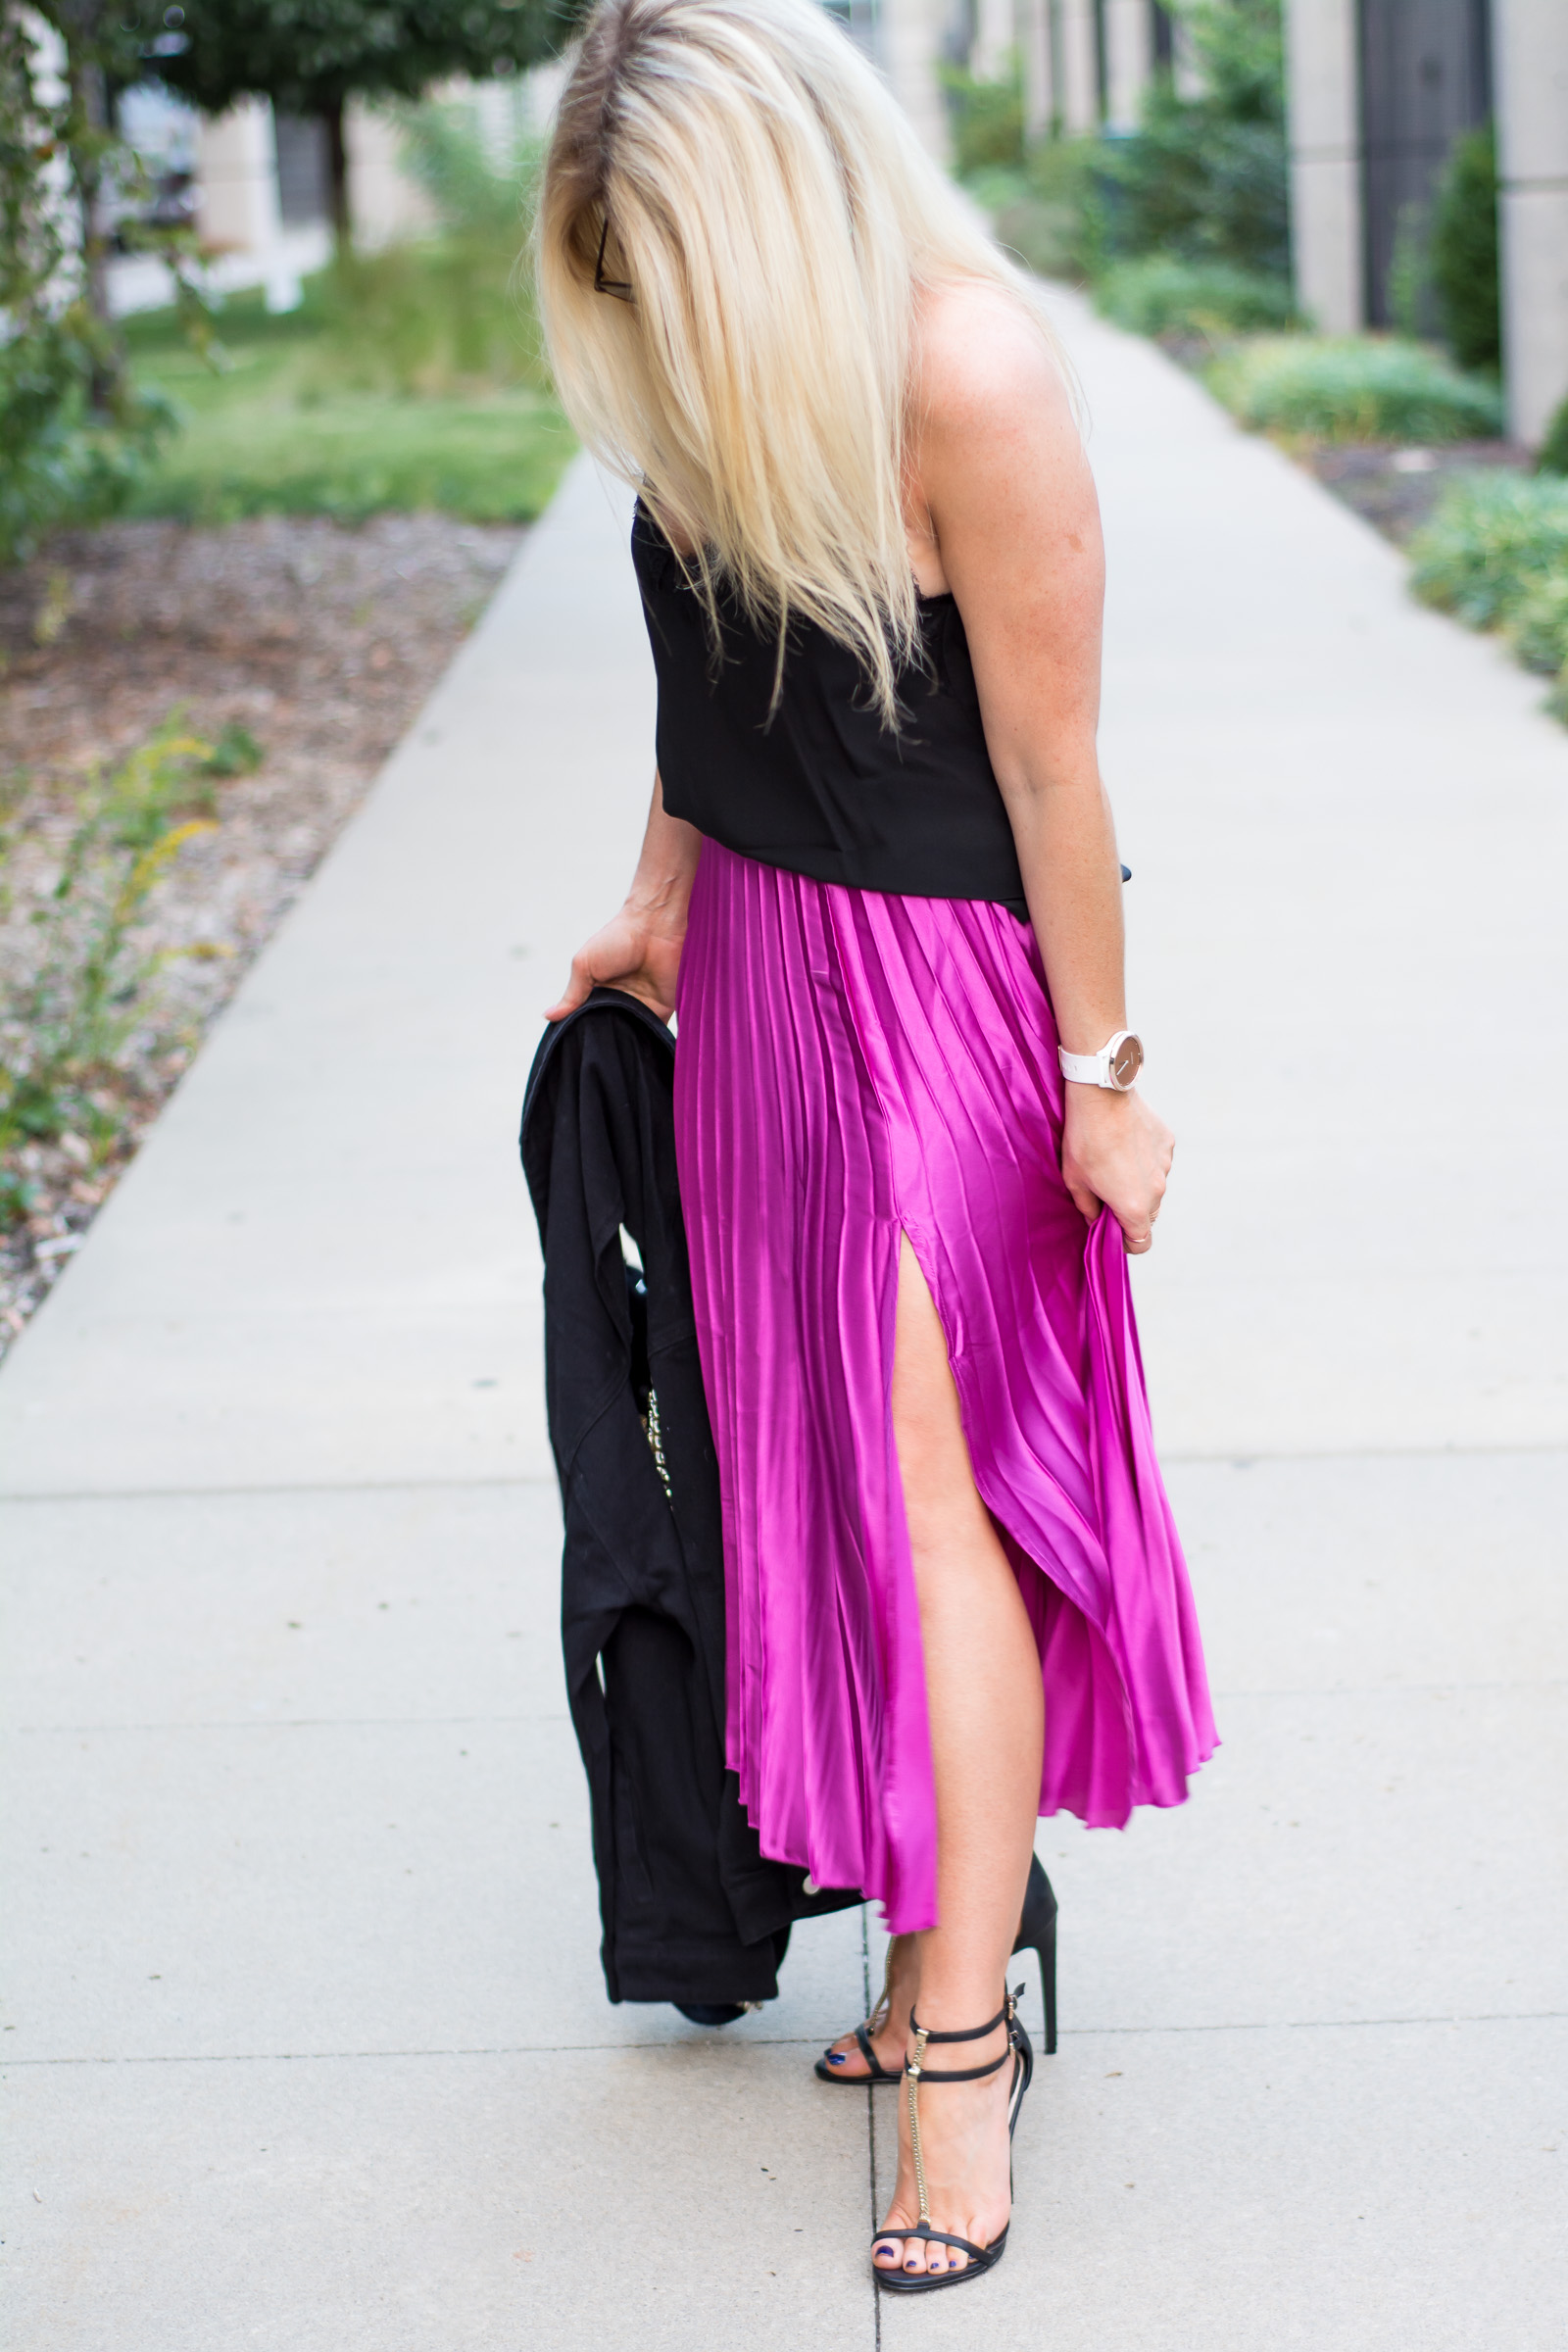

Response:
(1057, 1045), (1110, 1086)
(1058, 1030), (1139, 1090)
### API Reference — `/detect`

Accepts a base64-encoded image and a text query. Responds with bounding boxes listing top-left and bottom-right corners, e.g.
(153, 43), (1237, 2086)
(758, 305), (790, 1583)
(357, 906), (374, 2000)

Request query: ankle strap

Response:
(905, 1990), (1020, 2085)
(907, 1995), (1010, 2046)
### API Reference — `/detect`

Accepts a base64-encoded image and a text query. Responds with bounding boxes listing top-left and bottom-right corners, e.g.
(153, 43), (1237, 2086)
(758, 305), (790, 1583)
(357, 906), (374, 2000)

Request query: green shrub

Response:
(305, 239), (545, 398)
(0, 6), (214, 564)
(302, 98), (548, 399)
(1206, 335), (1503, 443)
(942, 64), (1025, 177)
(994, 194), (1084, 280)
(1094, 255), (1295, 338)
(1089, 0), (1289, 276)
(396, 93), (541, 244)
(1430, 121), (1500, 373)
(1538, 394), (1568, 478)
(991, 137), (1097, 280)
(1406, 472), (1568, 630)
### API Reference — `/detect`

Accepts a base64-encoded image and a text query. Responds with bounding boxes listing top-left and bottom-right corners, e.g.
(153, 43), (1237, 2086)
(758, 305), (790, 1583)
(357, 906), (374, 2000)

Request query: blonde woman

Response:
(539, 0), (1215, 2291)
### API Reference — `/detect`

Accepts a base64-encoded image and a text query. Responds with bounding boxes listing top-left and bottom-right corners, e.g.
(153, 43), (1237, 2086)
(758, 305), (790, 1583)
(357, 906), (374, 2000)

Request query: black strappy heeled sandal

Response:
(814, 1953), (902, 2084)
(871, 1984), (1034, 2293)
(817, 1855), (1057, 2083)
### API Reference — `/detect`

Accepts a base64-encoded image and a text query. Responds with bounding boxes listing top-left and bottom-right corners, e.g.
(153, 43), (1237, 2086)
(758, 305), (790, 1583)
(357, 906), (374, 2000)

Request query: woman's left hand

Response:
(1060, 1087), (1174, 1254)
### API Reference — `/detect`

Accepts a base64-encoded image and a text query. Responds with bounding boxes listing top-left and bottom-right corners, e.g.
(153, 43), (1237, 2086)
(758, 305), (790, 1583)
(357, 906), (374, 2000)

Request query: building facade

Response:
(1286, 0), (1568, 443)
(108, 74), (550, 317)
(876, 0), (1566, 446)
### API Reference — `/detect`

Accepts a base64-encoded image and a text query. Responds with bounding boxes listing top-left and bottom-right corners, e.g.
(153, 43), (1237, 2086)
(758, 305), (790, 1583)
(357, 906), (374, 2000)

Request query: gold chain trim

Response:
(903, 1999), (1018, 2239)
(906, 2025), (931, 2226)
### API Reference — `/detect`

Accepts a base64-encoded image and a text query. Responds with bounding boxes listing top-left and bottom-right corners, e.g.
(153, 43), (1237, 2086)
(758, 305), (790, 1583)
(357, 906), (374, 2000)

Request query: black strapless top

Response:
(631, 502), (1028, 915)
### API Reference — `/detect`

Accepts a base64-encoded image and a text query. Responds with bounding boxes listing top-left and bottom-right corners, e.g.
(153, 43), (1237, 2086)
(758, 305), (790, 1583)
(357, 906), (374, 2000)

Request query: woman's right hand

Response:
(544, 901), (685, 1024)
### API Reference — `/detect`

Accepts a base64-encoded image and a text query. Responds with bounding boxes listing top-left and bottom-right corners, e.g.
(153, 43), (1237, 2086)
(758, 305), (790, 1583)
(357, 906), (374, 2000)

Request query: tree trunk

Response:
(65, 47), (120, 412)
(323, 97), (351, 256)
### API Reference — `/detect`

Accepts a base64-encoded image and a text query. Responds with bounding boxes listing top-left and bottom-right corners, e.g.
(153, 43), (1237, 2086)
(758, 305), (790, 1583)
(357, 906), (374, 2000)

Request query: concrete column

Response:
(196, 97), (304, 310)
(1021, 0), (1056, 135)
(1283, 0), (1362, 333)
(1103, 0), (1152, 133)
(196, 98), (281, 256)
(1058, 0), (1101, 132)
(879, 0), (952, 163)
(345, 103), (438, 251)
(1494, 0), (1568, 446)
(970, 0), (1015, 83)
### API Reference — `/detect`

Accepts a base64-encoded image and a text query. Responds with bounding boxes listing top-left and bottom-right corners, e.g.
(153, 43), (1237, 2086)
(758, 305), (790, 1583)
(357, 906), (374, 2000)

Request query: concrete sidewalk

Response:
(3, 289), (1564, 2350)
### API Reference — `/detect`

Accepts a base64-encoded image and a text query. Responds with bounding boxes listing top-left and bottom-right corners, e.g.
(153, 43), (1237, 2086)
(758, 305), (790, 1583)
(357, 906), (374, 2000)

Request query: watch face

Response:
(1110, 1033), (1144, 1090)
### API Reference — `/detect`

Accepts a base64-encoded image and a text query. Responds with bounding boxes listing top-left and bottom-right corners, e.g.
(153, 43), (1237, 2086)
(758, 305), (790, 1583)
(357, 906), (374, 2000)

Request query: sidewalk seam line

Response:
(0, 1475), (559, 1505)
(5, 1439), (1568, 1505)
(11, 1677), (1562, 1735)
(7, 2014), (1561, 2067)
(7, 1715), (573, 1733)
(862, 1906), (881, 2349)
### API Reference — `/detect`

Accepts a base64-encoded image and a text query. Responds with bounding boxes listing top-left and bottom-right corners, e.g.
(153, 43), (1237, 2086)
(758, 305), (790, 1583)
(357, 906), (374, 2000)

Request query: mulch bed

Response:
(1152, 332), (1533, 542)
(0, 512), (524, 1364)
(1298, 439), (1534, 545)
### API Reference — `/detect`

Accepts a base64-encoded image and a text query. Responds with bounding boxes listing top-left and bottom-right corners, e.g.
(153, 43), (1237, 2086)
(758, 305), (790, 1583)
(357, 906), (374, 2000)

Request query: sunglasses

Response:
(594, 214), (634, 302)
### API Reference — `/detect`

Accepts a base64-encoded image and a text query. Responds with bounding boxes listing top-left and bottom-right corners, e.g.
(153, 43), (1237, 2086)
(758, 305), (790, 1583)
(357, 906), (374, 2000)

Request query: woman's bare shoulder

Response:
(914, 276), (1077, 446)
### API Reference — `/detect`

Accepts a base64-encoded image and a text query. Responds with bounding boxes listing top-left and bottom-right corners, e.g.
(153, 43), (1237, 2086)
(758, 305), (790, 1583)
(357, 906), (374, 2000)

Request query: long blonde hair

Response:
(534, 0), (1055, 721)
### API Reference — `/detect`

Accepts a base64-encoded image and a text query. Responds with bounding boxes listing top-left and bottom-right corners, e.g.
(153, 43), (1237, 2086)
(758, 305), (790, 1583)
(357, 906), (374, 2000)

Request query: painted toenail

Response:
(826, 2051), (845, 2065)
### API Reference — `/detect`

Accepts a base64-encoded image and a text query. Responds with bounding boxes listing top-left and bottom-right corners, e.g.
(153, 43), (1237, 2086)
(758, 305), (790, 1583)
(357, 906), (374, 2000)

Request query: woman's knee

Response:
(892, 1237), (962, 1437)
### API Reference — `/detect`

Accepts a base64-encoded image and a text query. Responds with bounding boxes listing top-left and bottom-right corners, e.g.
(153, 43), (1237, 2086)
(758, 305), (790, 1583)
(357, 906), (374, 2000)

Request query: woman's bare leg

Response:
(871, 1236), (1045, 2278)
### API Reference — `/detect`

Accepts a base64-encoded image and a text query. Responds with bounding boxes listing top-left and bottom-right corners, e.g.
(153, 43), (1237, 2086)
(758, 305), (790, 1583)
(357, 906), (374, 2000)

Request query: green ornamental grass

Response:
(1407, 472), (1568, 695)
(1406, 472), (1568, 629)
(1206, 335), (1503, 444)
(1508, 575), (1568, 678)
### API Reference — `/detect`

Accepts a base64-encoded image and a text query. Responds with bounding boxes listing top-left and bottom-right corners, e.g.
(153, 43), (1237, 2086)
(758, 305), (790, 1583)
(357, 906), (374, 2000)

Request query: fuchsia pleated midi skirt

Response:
(673, 838), (1217, 1936)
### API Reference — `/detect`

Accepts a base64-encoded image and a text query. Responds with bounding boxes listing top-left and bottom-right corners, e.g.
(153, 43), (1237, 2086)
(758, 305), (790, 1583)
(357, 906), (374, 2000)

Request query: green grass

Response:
(1205, 334), (1503, 445)
(122, 276), (576, 527)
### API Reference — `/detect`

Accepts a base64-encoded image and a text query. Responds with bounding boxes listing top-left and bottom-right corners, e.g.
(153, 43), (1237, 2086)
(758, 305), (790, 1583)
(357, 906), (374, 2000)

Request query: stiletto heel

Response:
(1012, 1852), (1058, 2055)
(871, 1984), (1034, 2293)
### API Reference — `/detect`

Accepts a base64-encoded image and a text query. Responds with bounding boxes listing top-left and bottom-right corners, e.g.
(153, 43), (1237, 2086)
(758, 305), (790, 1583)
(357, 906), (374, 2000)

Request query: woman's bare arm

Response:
(545, 773), (701, 1023)
(911, 281), (1171, 1251)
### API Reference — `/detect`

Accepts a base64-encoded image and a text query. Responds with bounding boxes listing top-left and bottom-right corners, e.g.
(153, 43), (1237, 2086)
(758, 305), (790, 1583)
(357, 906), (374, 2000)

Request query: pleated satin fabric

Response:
(673, 838), (1217, 1935)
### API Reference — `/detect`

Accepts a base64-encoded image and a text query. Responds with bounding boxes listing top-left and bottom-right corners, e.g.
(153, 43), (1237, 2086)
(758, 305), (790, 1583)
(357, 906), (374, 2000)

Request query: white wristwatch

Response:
(1058, 1031), (1144, 1091)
